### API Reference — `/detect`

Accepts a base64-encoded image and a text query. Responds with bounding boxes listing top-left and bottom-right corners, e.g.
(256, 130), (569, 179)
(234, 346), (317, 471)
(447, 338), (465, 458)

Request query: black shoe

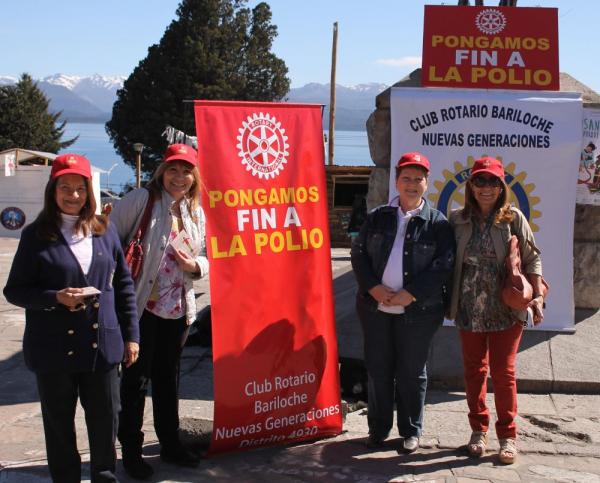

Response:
(160, 445), (200, 468)
(122, 455), (154, 480)
(402, 436), (419, 453)
(364, 434), (384, 449)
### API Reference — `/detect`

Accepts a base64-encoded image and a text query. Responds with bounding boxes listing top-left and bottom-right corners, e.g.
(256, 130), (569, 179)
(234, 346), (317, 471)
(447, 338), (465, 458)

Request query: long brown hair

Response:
(462, 176), (514, 224)
(35, 176), (107, 241)
(146, 160), (202, 214)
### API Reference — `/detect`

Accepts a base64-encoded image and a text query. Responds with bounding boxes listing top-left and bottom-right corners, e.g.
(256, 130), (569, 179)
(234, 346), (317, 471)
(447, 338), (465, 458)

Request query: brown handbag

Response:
(501, 234), (549, 311)
(124, 190), (154, 281)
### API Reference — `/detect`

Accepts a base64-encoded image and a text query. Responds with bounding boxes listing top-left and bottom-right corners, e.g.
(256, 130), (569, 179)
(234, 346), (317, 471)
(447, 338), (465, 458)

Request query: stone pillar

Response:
(366, 167), (390, 211)
(573, 205), (600, 309)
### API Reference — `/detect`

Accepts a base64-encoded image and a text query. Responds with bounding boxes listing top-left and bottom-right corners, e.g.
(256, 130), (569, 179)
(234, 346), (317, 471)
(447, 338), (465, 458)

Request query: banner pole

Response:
(328, 22), (338, 166)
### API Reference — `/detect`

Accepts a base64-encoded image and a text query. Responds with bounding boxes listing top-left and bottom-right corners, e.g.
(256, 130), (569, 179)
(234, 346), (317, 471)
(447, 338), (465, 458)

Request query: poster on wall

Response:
(390, 87), (581, 331)
(577, 108), (600, 204)
(194, 100), (342, 455)
(3, 153), (16, 177)
(422, 5), (559, 91)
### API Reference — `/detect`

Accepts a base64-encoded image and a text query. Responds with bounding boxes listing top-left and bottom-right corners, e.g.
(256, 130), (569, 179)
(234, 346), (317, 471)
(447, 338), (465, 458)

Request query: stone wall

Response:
(366, 167), (389, 211)
(573, 205), (600, 309)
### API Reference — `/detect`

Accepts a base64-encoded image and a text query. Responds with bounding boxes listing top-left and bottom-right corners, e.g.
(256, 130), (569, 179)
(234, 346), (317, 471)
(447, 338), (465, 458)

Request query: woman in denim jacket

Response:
(351, 152), (455, 453)
(448, 157), (544, 465)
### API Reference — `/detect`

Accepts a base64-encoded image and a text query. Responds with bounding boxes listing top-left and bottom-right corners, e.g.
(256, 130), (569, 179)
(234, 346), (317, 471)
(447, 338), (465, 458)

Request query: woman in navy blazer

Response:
(3, 154), (139, 483)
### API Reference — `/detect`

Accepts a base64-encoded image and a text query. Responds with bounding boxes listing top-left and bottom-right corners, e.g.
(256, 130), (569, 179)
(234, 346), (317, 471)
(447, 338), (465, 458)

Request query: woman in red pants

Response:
(448, 157), (545, 464)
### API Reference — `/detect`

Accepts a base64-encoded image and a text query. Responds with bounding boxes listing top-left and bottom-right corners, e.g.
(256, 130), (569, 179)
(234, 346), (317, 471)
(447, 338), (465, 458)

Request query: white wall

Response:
(0, 166), (103, 238)
(0, 165), (50, 238)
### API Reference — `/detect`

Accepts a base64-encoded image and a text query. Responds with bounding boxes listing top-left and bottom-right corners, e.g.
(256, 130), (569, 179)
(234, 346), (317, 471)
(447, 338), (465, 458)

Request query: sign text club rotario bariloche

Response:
(195, 101), (342, 454)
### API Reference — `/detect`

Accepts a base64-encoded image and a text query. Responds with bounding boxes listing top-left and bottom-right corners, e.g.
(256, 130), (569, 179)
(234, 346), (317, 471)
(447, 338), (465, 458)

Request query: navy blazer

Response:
(3, 220), (139, 373)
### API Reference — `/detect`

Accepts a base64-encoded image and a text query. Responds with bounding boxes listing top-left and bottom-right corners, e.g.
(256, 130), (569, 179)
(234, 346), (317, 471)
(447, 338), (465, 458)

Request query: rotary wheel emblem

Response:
(428, 156), (542, 231)
(475, 9), (507, 35)
(237, 112), (289, 179)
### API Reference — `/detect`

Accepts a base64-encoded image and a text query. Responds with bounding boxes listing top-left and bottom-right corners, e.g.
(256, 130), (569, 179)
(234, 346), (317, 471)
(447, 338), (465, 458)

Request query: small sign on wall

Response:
(3, 154), (16, 177)
(1, 207), (26, 230)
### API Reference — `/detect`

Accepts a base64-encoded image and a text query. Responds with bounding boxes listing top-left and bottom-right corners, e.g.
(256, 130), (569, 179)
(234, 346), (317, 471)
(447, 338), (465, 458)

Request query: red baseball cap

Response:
(396, 152), (430, 172)
(163, 144), (198, 167)
(51, 154), (92, 179)
(470, 156), (505, 179)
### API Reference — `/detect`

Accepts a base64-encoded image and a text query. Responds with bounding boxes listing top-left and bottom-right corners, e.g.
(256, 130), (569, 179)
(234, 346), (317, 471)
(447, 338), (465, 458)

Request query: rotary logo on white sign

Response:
(237, 112), (289, 179)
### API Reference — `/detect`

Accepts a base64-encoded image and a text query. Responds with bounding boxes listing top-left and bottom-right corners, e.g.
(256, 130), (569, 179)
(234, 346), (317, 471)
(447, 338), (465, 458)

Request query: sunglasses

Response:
(471, 176), (503, 188)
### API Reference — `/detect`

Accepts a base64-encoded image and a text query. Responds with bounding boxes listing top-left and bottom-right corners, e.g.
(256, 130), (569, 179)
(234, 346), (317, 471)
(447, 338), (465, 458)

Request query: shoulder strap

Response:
(508, 207), (518, 238)
(133, 189), (154, 242)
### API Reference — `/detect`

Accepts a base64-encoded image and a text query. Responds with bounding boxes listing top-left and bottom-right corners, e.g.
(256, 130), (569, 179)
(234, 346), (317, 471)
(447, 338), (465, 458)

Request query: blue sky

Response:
(2, 0), (597, 92)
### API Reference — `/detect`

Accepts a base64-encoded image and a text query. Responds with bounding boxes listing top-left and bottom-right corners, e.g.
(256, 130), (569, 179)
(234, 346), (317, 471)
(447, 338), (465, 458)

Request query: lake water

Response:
(63, 123), (371, 193)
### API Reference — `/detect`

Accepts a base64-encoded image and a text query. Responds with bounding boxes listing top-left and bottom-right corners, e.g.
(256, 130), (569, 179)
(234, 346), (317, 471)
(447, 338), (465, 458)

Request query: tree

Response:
(106, 0), (290, 177)
(0, 74), (77, 152)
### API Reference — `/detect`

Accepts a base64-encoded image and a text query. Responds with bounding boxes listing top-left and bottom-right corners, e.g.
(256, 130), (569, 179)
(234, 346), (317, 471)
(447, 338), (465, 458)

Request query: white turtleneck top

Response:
(60, 213), (93, 275)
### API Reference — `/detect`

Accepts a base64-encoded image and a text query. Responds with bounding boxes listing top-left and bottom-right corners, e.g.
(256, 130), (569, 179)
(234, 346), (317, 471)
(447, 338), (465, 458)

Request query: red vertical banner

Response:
(194, 101), (342, 455)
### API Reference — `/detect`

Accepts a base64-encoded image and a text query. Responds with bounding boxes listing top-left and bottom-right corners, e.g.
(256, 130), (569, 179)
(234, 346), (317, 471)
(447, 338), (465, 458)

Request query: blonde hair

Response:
(146, 160), (202, 214)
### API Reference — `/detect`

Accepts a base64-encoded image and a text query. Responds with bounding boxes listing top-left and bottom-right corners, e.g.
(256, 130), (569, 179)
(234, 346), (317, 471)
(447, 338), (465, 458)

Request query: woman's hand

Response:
(528, 274), (545, 326)
(173, 249), (200, 273)
(123, 342), (140, 368)
(388, 289), (416, 307)
(368, 284), (395, 304)
(528, 296), (544, 325)
(56, 288), (85, 310)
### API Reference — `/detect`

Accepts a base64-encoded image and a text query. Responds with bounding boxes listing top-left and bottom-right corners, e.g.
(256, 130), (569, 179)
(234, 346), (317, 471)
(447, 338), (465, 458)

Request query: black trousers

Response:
(118, 310), (188, 456)
(36, 367), (120, 483)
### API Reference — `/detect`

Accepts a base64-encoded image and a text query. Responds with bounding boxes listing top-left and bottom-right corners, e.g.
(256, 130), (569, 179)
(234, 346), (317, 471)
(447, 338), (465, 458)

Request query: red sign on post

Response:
(422, 6), (559, 90)
(194, 101), (342, 455)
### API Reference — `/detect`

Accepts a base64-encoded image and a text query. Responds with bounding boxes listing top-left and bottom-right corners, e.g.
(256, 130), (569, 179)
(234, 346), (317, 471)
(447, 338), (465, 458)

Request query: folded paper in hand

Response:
(170, 230), (199, 258)
(525, 307), (535, 328)
(80, 286), (101, 298)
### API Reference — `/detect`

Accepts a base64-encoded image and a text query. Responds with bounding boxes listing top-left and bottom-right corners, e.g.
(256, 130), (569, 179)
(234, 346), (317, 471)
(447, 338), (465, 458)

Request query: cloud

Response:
(375, 57), (422, 68)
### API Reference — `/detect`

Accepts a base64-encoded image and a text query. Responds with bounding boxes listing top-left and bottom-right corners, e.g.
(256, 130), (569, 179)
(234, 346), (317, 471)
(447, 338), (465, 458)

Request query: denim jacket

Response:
(350, 198), (456, 322)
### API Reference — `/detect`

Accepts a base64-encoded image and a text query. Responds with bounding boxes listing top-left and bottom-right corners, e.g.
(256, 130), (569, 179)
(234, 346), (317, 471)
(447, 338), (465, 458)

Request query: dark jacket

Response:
(3, 220), (139, 373)
(350, 198), (455, 322)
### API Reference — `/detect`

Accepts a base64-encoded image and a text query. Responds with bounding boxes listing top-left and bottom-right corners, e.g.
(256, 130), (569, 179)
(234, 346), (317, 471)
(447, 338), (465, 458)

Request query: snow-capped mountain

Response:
(0, 76), (17, 86)
(347, 83), (388, 93)
(1, 74), (126, 121)
(42, 74), (126, 113)
(2, 74), (388, 129)
(41, 73), (125, 92)
(38, 81), (107, 121)
(41, 74), (83, 91)
(287, 82), (388, 130)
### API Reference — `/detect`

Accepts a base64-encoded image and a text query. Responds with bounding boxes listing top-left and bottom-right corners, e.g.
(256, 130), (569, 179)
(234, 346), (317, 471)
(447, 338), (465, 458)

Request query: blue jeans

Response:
(358, 306), (441, 439)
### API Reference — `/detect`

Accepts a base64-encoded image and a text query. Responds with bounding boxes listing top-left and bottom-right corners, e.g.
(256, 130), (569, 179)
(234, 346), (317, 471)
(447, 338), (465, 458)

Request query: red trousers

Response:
(459, 322), (523, 439)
